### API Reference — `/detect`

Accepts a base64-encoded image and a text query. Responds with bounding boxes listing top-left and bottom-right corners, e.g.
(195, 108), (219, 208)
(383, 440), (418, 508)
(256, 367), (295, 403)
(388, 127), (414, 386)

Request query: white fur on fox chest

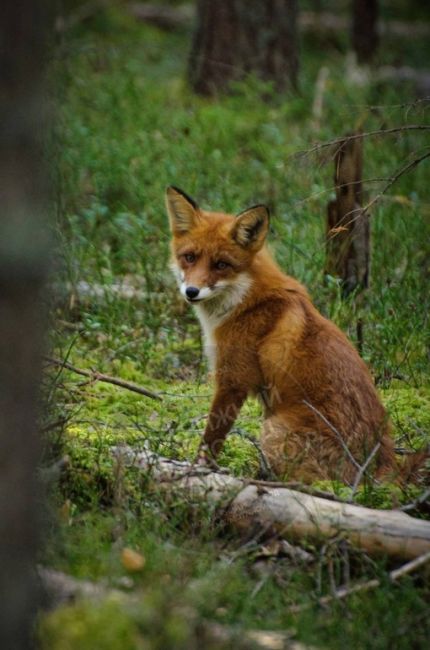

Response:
(194, 307), (224, 370)
(194, 273), (252, 370)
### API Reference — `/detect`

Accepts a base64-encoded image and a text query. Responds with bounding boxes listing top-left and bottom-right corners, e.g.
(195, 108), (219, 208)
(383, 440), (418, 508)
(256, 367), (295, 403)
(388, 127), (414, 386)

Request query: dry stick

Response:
(44, 356), (162, 401)
(39, 417), (69, 434)
(302, 401), (385, 494)
(291, 125), (430, 159)
(288, 549), (430, 614)
(400, 488), (430, 513)
(327, 149), (430, 240)
(349, 441), (381, 501)
(292, 176), (389, 209)
(244, 478), (348, 503)
(302, 399), (361, 472)
(344, 97), (430, 112)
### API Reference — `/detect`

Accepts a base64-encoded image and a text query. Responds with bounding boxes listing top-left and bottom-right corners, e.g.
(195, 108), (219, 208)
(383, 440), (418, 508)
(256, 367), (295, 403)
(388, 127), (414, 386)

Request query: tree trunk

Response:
(352, 0), (379, 63)
(189, 0), (299, 95)
(114, 447), (430, 560)
(326, 133), (370, 295)
(0, 3), (51, 648)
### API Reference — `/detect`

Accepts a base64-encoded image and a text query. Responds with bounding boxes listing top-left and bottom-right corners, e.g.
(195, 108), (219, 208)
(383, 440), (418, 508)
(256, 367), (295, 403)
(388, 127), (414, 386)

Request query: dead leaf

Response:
(121, 547), (145, 572)
(329, 226), (348, 235)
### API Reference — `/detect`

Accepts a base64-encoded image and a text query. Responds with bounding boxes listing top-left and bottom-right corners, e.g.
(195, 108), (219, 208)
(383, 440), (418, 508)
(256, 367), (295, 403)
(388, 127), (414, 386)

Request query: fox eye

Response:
(215, 260), (229, 270)
(184, 253), (195, 263)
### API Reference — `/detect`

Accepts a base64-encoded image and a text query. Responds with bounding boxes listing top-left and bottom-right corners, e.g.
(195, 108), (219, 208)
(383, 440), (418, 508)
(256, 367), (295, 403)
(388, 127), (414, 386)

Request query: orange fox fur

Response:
(166, 186), (419, 485)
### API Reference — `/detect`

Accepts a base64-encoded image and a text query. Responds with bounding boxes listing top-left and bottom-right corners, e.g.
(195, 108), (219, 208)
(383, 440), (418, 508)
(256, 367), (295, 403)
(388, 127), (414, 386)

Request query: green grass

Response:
(43, 3), (430, 648)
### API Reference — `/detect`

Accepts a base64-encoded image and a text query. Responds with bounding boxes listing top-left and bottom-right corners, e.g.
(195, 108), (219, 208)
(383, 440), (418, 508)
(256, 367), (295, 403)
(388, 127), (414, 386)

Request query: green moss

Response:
(38, 594), (196, 650)
(56, 356), (430, 512)
(382, 385), (430, 448)
(39, 600), (142, 650)
(55, 355), (265, 510)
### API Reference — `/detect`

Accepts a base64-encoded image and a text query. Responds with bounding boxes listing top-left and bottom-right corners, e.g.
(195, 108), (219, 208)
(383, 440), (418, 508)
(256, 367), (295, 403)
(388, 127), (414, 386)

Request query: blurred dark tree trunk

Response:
(189, 0), (299, 95)
(0, 2), (51, 648)
(352, 0), (379, 63)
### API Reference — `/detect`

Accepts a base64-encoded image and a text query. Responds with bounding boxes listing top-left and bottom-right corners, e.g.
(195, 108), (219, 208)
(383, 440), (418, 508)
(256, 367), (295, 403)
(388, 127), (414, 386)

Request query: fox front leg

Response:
(196, 387), (247, 467)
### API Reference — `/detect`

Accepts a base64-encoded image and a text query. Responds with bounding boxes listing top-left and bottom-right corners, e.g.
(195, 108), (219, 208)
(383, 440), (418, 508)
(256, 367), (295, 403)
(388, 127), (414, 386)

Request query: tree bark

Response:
(114, 446), (430, 560)
(352, 0), (379, 63)
(189, 0), (298, 95)
(0, 3), (51, 648)
(326, 133), (370, 295)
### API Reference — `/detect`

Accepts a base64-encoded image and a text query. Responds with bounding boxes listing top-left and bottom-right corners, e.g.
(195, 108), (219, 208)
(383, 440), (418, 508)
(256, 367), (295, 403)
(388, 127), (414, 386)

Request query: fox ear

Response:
(165, 186), (199, 235)
(231, 205), (270, 251)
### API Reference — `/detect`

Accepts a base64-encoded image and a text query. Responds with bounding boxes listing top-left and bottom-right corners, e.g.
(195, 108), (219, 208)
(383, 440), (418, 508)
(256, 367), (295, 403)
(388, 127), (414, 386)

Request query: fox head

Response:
(166, 186), (269, 305)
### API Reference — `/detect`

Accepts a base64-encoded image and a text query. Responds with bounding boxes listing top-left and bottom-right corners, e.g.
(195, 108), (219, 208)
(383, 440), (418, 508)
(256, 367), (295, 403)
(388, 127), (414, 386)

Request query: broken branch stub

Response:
(326, 133), (370, 294)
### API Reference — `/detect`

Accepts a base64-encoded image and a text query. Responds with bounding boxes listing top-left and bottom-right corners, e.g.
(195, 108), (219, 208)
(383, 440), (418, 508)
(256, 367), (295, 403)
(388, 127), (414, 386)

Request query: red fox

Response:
(166, 186), (422, 485)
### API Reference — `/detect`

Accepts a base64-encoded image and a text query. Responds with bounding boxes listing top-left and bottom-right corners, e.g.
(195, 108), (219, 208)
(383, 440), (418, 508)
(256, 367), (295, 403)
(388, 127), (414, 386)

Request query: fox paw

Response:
(194, 444), (228, 473)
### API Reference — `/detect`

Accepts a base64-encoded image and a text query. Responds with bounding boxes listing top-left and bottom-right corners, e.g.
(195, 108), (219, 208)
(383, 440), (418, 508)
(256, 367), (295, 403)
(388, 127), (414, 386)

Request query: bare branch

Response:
(349, 442), (381, 501)
(288, 549), (430, 613)
(44, 356), (162, 401)
(327, 149), (430, 240)
(291, 126), (430, 160)
(400, 488), (430, 513)
(302, 399), (361, 472)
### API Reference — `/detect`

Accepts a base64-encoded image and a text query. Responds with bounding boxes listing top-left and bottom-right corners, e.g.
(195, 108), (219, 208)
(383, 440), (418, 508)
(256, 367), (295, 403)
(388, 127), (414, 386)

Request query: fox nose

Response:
(185, 286), (200, 300)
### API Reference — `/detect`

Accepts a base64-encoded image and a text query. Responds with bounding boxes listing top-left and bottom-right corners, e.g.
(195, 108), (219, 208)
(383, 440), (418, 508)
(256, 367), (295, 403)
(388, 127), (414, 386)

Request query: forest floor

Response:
(40, 3), (430, 648)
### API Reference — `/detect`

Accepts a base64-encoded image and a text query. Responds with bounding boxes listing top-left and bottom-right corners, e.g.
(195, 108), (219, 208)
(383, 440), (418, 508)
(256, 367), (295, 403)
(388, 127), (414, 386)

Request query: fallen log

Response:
(38, 567), (124, 608)
(127, 2), (194, 31)
(113, 446), (430, 560)
(126, 5), (430, 40)
(299, 10), (430, 39)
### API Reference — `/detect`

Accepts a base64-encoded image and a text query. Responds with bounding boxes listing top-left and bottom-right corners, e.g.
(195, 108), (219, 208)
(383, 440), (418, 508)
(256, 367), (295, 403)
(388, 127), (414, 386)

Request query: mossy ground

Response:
(42, 2), (430, 648)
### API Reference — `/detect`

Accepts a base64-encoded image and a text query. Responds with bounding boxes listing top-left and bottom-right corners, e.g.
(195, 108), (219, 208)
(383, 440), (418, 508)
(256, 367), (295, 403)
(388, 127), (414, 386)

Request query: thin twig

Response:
(244, 478), (349, 502)
(288, 550), (430, 613)
(232, 428), (274, 479)
(328, 149), (430, 239)
(346, 97), (430, 111)
(400, 488), (430, 512)
(291, 125), (430, 159)
(291, 176), (388, 208)
(349, 442), (381, 501)
(302, 400), (361, 472)
(44, 356), (162, 401)
(39, 417), (69, 434)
